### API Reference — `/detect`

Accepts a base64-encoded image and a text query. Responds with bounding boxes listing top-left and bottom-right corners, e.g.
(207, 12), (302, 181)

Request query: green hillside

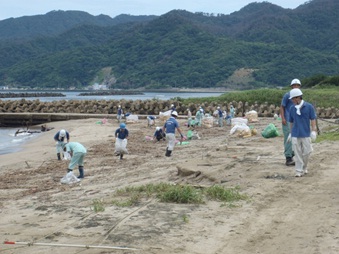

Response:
(0, 0), (338, 89)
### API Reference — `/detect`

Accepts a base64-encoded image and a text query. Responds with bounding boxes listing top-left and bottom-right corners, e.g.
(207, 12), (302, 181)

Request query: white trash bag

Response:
(63, 152), (71, 160)
(115, 139), (128, 155)
(60, 171), (80, 184)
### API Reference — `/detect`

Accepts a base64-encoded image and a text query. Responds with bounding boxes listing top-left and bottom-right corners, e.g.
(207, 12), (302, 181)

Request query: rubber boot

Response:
(57, 153), (61, 161)
(165, 148), (172, 157)
(120, 154), (123, 160)
(78, 166), (84, 178)
(285, 157), (295, 166)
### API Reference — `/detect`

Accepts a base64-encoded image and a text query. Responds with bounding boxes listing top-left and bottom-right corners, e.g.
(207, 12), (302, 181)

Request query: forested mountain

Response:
(0, 0), (338, 89)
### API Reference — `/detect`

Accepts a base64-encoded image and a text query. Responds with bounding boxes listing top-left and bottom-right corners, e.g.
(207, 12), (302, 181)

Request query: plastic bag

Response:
(230, 123), (251, 137)
(60, 171), (80, 184)
(126, 114), (139, 123)
(261, 123), (279, 138)
(202, 116), (214, 128)
(115, 139), (128, 154)
(245, 110), (258, 122)
(231, 117), (248, 126)
(159, 110), (172, 122)
(63, 152), (71, 160)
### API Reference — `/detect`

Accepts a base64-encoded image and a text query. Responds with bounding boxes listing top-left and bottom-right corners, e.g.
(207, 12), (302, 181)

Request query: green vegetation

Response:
(183, 88), (339, 109)
(0, 1), (338, 89)
(111, 183), (248, 206)
(316, 126), (339, 143)
(91, 199), (105, 213)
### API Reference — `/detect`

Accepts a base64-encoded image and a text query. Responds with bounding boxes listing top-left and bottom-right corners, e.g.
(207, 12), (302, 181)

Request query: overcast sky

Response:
(1, 0), (308, 21)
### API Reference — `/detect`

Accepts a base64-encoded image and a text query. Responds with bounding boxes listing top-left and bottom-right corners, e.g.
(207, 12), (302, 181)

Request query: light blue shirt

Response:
(65, 142), (87, 153)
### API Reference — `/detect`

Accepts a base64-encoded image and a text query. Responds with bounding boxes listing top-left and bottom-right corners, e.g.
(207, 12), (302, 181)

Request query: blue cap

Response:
(120, 123), (126, 129)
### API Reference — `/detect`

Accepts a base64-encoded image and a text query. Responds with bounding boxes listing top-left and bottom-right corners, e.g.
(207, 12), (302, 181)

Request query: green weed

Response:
(92, 199), (105, 213)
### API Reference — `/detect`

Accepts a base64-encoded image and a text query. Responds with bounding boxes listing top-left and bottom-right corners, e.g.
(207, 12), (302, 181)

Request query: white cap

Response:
(156, 126), (160, 131)
(217, 106), (220, 109)
(171, 111), (178, 117)
(289, 88), (303, 99)
(290, 79), (301, 86)
(60, 129), (66, 137)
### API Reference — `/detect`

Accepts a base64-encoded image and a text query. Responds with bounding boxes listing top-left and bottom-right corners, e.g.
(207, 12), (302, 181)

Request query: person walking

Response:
(63, 142), (87, 179)
(115, 123), (129, 160)
(54, 129), (70, 160)
(288, 88), (317, 177)
(280, 78), (302, 166)
(117, 105), (123, 123)
(153, 126), (166, 142)
(162, 111), (184, 157)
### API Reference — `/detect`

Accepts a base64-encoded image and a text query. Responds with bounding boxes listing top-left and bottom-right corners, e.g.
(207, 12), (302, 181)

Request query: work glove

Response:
(287, 133), (292, 143)
(56, 141), (59, 145)
(311, 131), (317, 142)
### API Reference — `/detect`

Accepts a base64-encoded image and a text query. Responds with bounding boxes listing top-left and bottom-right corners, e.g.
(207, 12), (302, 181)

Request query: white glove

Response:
(311, 131), (317, 142)
(287, 133), (292, 143)
(56, 141), (59, 145)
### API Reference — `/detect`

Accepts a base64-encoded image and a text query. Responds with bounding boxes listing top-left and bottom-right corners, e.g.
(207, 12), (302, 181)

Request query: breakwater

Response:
(0, 99), (338, 126)
(0, 92), (65, 98)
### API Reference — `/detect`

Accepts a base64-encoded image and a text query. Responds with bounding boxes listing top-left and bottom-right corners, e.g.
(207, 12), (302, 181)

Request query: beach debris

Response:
(60, 171), (80, 184)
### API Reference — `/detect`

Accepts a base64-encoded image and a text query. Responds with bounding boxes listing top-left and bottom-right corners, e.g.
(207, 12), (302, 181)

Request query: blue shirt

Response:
(281, 92), (294, 122)
(115, 128), (129, 139)
(218, 109), (223, 117)
(148, 116), (155, 120)
(164, 117), (179, 134)
(289, 101), (316, 138)
(117, 108), (122, 115)
(154, 129), (164, 137)
(54, 131), (70, 142)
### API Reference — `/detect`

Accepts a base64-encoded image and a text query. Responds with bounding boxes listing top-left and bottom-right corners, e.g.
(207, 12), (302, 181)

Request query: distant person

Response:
(170, 104), (176, 112)
(280, 78), (301, 166)
(195, 108), (203, 127)
(162, 111), (184, 157)
(62, 142), (87, 179)
(288, 88), (317, 177)
(54, 129), (70, 161)
(187, 109), (192, 127)
(117, 105), (123, 123)
(153, 126), (166, 142)
(115, 123), (129, 160)
(230, 105), (235, 118)
(147, 115), (156, 127)
(217, 106), (223, 127)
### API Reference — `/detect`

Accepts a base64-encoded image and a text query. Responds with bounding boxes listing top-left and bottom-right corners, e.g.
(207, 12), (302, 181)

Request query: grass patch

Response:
(91, 199), (105, 213)
(111, 183), (248, 207)
(316, 126), (339, 143)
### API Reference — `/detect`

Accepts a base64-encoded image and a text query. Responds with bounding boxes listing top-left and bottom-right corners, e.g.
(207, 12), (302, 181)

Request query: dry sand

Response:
(0, 117), (338, 254)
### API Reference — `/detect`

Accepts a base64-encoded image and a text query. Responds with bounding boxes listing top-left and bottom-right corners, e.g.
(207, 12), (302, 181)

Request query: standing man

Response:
(280, 78), (301, 166)
(162, 111), (184, 157)
(187, 108), (192, 127)
(117, 105), (123, 123)
(63, 142), (87, 179)
(288, 88), (317, 177)
(115, 123), (129, 160)
(54, 129), (70, 160)
(217, 106), (223, 127)
(195, 108), (203, 127)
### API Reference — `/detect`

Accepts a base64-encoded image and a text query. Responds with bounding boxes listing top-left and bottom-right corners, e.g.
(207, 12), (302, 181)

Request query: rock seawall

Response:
(0, 99), (338, 119)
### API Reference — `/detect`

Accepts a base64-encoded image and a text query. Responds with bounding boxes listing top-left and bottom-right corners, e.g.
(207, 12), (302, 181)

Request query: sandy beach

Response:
(0, 116), (338, 254)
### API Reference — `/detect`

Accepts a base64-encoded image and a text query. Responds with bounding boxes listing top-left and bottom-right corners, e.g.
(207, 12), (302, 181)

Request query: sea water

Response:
(0, 127), (40, 155)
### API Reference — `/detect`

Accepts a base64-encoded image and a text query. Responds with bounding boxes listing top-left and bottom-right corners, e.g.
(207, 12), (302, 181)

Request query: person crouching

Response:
(62, 142), (87, 179)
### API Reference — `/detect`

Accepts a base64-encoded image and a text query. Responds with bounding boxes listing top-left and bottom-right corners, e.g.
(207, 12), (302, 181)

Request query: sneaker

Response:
(295, 172), (303, 177)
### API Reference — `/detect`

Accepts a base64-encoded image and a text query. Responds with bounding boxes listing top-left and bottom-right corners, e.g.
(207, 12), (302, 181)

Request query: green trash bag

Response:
(187, 130), (193, 140)
(261, 123), (279, 138)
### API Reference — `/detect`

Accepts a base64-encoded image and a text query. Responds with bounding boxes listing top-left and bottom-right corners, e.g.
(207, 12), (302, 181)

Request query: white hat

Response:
(217, 106), (220, 109)
(156, 126), (160, 131)
(171, 111), (178, 117)
(289, 88), (303, 99)
(60, 129), (66, 137)
(290, 79), (301, 86)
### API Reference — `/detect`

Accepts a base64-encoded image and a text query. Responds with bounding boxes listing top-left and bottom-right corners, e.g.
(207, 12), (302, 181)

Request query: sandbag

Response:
(231, 117), (248, 126)
(126, 114), (139, 123)
(230, 123), (251, 137)
(261, 123), (279, 138)
(246, 110), (258, 122)
(202, 116), (214, 128)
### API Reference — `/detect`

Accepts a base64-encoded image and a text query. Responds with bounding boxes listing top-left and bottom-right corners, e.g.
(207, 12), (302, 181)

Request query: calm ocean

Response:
(0, 91), (224, 155)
